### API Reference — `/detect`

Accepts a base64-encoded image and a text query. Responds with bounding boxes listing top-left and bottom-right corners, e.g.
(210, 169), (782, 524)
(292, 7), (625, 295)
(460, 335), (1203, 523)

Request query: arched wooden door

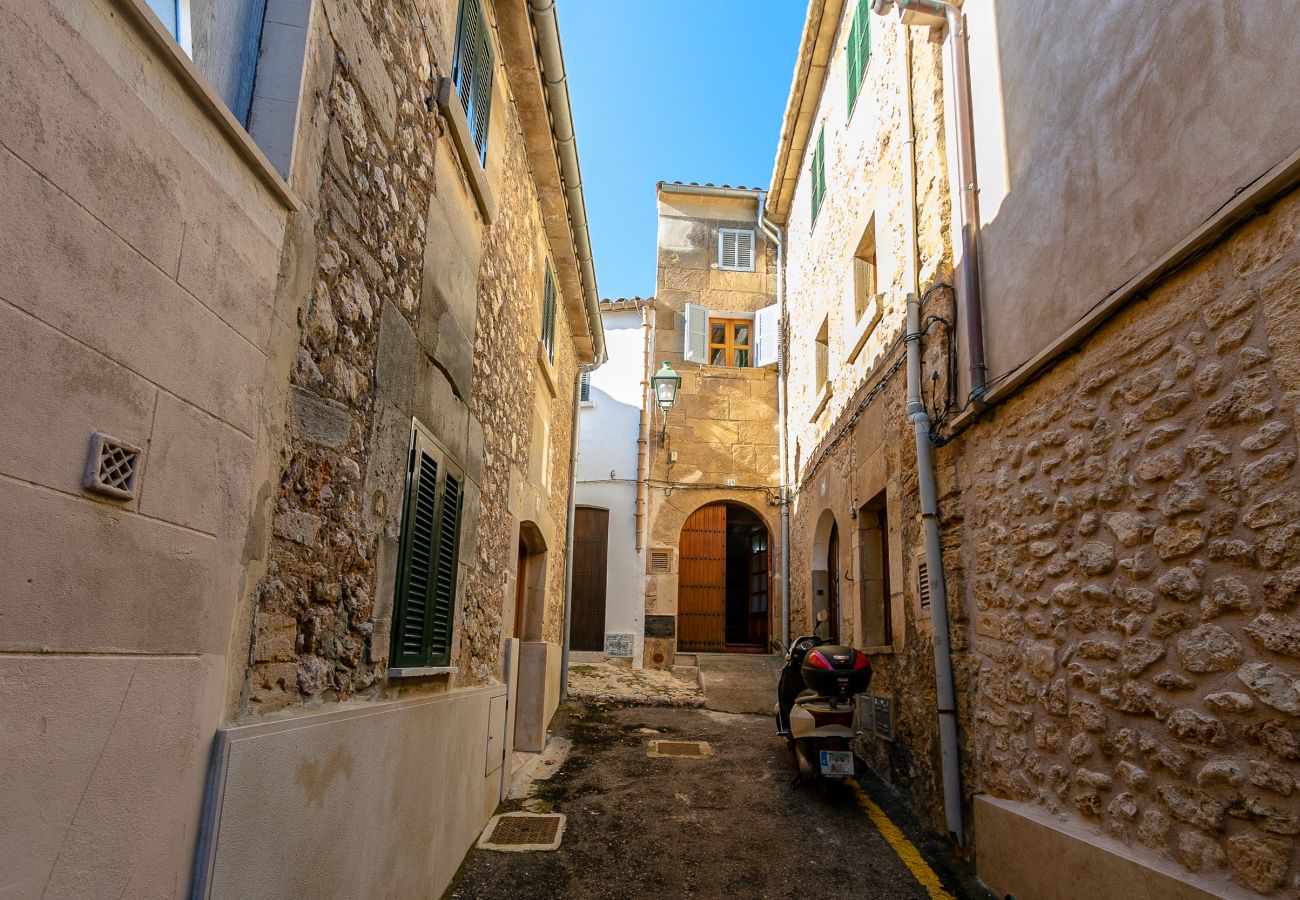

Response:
(679, 504), (727, 652)
(827, 522), (840, 642)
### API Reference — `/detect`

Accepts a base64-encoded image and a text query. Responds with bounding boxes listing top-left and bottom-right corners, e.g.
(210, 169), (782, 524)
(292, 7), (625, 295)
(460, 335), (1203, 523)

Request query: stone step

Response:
(674, 653), (698, 667)
(670, 665), (700, 682)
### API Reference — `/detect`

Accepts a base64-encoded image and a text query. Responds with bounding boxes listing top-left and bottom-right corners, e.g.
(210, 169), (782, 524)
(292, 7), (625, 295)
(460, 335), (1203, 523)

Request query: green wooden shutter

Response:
(453, 0), (494, 164)
(847, 0), (871, 115)
(391, 424), (465, 668)
(427, 468), (461, 666)
(541, 262), (557, 362)
(811, 128), (826, 222)
(392, 432), (441, 668)
(847, 10), (861, 113)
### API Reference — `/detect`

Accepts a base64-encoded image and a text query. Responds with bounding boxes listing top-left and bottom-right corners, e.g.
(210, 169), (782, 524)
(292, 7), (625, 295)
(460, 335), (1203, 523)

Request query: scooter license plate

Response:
(819, 750), (854, 778)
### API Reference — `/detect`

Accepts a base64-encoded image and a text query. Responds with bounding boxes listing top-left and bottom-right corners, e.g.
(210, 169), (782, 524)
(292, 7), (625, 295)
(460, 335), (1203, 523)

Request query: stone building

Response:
(1, 1), (603, 897)
(769, 0), (1300, 897)
(642, 182), (782, 667)
(572, 298), (654, 668)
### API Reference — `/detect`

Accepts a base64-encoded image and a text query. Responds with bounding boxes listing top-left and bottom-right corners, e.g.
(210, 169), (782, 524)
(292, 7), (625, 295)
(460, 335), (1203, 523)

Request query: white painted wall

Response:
(575, 306), (647, 666)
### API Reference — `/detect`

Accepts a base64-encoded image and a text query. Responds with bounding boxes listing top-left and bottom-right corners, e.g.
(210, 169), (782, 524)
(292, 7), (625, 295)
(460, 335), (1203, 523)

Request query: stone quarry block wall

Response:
(241, 0), (578, 713)
(959, 191), (1300, 894)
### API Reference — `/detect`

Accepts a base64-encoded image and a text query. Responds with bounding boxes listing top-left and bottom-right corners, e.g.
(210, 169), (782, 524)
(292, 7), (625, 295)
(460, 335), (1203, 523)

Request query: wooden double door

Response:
(570, 507), (609, 651)
(678, 503), (770, 652)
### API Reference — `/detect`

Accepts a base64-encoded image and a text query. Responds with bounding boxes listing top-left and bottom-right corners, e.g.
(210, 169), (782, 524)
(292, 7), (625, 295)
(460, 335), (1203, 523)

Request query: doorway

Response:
(811, 509), (842, 643)
(679, 502), (770, 652)
(571, 507), (609, 651)
(514, 522), (547, 643)
(826, 521), (841, 643)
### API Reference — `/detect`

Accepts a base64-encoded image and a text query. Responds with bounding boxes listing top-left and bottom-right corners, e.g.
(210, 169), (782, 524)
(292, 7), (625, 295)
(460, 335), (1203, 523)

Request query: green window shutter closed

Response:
(541, 262), (557, 362)
(453, 0), (494, 164)
(811, 128), (826, 222)
(391, 424), (465, 668)
(847, 0), (871, 115)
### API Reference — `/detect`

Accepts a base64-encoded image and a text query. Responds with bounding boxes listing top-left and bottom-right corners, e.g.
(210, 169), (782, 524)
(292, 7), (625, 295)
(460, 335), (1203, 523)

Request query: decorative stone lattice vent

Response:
(477, 813), (565, 852)
(83, 432), (142, 500)
(650, 549), (671, 573)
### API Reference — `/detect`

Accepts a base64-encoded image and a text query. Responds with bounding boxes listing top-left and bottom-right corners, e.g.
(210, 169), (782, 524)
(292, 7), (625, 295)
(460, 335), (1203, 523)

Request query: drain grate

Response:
(647, 739), (713, 759)
(477, 813), (565, 852)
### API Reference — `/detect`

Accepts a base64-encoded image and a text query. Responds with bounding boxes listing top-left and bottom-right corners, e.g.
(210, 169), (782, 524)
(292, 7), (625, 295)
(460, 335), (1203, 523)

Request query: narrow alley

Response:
(449, 683), (980, 899)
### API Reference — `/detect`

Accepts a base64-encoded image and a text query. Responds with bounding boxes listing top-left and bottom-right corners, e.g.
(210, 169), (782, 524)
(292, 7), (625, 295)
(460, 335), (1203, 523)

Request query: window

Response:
(146, 0), (192, 53)
(814, 316), (830, 394)
(718, 228), (756, 272)
(391, 422), (465, 669)
(853, 219), (878, 322)
(846, 0), (872, 115)
(810, 127), (827, 223)
(686, 303), (779, 368)
(709, 318), (752, 367)
(541, 261), (558, 363)
(858, 493), (892, 647)
(453, 0), (495, 165)
(580, 372), (592, 403)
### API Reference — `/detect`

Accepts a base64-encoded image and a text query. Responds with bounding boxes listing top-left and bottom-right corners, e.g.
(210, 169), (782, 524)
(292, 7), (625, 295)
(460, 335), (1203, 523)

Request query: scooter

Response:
(774, 612), (872, 783)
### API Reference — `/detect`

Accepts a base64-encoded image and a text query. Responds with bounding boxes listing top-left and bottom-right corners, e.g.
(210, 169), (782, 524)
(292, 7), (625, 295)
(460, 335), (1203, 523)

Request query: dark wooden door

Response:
(827, 522), (841, 642)
(747, 529), (769, 645)
(679, 504), (726, 652)
(571, 507), (609, 651)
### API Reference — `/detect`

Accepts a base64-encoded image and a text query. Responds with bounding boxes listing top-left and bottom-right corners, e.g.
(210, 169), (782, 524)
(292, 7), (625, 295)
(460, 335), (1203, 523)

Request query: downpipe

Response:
(907, 294), (964, 847)
(757, 192), (790, 647)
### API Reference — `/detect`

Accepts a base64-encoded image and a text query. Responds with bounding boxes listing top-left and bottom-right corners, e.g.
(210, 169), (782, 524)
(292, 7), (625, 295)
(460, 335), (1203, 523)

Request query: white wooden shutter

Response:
(719, 230), (738, 269)
(740, 232), (754, 270)
(753, 303), (779, 368)
(684, 303), (708, 363)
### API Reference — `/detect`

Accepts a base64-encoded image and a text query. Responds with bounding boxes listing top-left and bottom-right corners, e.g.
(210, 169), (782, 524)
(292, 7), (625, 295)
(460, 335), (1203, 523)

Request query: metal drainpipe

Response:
(907, 296), (964, 847)
(882, 0), (985, 398)
(756, 193), (790, 647)
(528, 0), (606, 367)
(878, 0), (971, 848)
(560, 365), (591, 700)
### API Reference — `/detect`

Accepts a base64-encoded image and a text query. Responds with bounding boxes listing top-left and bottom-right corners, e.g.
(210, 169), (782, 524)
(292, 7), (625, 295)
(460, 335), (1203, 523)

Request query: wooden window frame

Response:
(708, 317), (753, 368)
(452, 0), (494, 166)
(390, 420), (465, 671)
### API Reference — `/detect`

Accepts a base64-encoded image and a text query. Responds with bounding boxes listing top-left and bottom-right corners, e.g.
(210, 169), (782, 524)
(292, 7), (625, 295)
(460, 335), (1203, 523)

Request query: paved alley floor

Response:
(447, 702), (985, 899)
(696, 653), (783, 714)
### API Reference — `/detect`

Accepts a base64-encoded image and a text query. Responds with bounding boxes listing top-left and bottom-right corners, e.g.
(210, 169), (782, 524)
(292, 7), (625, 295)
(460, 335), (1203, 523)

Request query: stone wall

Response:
(241, 0), (581, 713)
(778, 7), (964, 836)
(644, 188), (781, 662)
(959, 190), (1300, 894)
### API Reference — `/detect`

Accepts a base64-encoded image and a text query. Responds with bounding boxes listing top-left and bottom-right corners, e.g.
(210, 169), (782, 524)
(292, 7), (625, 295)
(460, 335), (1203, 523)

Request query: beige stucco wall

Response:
(962, 0), (1300, 385)
(644, 189), (781, 662)
(0, 2), (294, 896)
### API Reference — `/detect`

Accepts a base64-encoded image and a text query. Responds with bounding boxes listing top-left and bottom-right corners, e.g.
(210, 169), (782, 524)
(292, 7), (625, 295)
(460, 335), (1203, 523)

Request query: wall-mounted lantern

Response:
(650, 360), (681, 439)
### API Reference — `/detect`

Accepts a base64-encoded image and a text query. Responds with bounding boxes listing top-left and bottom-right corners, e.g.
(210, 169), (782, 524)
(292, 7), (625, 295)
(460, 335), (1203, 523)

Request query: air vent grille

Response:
(84, 432), (142, 500)
(650, 549), (671, 573)
(915, 555), (931, 612)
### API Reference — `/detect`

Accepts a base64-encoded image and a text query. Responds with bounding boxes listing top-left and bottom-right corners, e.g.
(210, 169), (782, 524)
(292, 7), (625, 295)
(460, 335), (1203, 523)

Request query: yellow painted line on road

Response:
(848, 779), (955, 900)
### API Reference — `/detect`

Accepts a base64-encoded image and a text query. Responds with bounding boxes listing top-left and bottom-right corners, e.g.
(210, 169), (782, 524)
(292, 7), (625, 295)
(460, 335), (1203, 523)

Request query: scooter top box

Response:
(800, 645), (872, 699)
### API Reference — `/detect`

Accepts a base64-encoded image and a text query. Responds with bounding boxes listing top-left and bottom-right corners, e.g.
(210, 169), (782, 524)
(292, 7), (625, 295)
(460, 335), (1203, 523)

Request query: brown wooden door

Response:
(679, 504), (726, 652)
(571, 507), (608, 651)
(827, 522), (841, 642)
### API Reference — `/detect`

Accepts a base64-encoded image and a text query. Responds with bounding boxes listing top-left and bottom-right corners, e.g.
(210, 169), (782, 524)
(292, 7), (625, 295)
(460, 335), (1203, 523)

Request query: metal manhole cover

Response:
(647, 739), (713, 759)
(477, 813), (566, 852)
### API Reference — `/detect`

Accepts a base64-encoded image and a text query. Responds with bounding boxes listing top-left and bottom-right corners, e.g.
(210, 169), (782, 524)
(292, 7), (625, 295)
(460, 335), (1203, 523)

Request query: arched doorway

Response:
(811, 509), (841, 642)
(679, 502), (770, 652)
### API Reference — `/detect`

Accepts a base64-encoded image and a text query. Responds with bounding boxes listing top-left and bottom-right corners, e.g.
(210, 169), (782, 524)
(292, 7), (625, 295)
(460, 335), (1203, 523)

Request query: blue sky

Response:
(559, 0), (806, 300)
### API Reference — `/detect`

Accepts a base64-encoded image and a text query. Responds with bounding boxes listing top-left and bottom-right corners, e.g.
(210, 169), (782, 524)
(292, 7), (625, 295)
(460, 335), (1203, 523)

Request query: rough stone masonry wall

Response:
(783, 19), (966, 837)
(243, 0), (575, 712)
(962, 190), (1300, 894)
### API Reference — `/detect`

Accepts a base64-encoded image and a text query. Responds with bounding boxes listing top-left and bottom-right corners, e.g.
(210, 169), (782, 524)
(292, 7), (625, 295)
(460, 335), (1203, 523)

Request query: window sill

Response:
(861, 644), (895, 657)
(845, 293), (885, 364)
(437, 77), (496, 224)
(809, 383), (832, 422)
(580, 400), (596, 408)
(388, 665), (458, 679)
(536, 340), (559, 398)
(118, 0), (298, 211)
(716, 265), (756, 273)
